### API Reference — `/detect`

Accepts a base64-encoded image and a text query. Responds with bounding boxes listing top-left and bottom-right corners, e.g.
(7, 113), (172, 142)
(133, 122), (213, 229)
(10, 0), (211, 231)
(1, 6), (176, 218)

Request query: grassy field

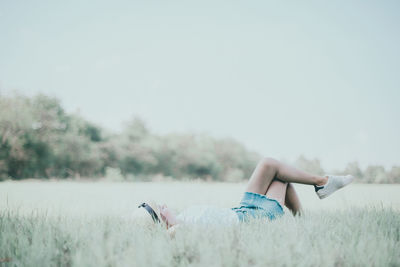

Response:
(0, 181), (399, 266)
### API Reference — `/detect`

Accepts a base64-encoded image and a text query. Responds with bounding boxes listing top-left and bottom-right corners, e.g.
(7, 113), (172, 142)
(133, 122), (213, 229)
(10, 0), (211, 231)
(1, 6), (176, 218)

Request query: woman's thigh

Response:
(245, 158), (279, 195)
(265, 179), (288, 207)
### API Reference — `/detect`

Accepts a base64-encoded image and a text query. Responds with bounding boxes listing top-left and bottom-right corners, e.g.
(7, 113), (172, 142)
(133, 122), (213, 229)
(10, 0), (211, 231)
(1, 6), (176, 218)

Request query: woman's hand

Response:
(167, 224), (180, 238)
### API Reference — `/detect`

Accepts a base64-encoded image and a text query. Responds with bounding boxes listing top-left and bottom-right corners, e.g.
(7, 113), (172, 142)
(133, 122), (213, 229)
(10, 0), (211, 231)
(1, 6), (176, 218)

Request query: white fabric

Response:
(176, 205), (239, 225)
(317, 175), (354, 199)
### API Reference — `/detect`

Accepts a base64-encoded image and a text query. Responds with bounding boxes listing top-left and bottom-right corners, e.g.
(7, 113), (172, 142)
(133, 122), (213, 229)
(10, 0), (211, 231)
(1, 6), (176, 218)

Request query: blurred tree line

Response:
(0, 93), (399, 183)
(0, 93), (259, 181)
(294, 156), (400, 184)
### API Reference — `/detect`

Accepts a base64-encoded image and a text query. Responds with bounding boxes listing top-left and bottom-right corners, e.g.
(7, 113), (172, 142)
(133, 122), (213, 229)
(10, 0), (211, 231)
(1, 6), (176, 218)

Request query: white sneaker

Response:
(314, 175), (354, 199)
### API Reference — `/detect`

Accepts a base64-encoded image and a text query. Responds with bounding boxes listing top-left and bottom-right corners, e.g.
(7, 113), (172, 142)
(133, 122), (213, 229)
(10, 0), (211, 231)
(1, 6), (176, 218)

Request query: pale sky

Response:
(0, 0), (399, 171)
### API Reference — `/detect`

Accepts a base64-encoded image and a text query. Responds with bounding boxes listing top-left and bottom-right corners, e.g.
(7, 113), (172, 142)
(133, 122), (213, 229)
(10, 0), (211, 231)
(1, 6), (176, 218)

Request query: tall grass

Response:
(1, 207), (399, 267)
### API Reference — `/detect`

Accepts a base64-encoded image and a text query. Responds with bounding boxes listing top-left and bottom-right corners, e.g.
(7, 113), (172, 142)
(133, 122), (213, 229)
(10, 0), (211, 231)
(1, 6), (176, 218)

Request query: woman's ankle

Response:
(315, 176), (328, 186)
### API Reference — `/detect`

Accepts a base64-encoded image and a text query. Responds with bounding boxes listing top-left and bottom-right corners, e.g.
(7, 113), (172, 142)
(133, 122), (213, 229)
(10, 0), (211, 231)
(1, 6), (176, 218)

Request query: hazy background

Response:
(1, 0), (399, 171)
(1, 4), (400, 265)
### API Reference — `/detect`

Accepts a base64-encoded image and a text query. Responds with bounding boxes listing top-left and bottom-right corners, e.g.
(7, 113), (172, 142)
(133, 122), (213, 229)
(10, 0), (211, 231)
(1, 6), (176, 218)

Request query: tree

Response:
(388, 166), (400, 183)
(343, 161), (364, 181)
(364, 165), (387, 183)
(117, 117), (158, 176)
(0, 93), (107, 179)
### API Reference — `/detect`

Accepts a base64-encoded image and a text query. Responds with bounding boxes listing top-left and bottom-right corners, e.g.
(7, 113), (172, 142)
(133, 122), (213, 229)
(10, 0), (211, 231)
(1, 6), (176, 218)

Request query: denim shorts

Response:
(231, 192), (284, 222)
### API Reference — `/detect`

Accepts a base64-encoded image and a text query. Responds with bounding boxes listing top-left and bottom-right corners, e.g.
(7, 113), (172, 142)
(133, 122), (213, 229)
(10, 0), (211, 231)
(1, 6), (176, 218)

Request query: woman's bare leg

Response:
(245, 157), (327, 195)
(265, 179), (288, 207)
(265, 180), (303, 216)
(285, 183), (303, 216)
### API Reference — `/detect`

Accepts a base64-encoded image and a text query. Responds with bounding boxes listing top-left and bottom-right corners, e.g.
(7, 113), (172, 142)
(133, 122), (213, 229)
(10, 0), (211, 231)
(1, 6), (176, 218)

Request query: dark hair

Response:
(138, 203), (160, 223)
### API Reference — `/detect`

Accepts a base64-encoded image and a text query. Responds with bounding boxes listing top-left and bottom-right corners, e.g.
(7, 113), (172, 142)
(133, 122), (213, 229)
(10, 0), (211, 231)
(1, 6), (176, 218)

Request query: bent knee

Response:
(258, 157), (280, 170)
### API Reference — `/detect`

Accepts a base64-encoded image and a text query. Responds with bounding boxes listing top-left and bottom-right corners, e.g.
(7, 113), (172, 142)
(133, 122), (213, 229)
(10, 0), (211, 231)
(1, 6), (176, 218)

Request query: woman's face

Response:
(159, 204), (174, 227)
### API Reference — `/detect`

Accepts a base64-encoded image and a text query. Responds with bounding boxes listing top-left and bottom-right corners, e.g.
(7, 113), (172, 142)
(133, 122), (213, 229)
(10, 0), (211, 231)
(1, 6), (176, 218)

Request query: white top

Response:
(176, 205), (239, 225)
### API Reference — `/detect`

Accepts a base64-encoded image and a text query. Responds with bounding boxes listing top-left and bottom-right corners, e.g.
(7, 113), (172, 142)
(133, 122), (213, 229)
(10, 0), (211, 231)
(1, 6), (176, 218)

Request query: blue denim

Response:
(231, 192), (284, 222)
